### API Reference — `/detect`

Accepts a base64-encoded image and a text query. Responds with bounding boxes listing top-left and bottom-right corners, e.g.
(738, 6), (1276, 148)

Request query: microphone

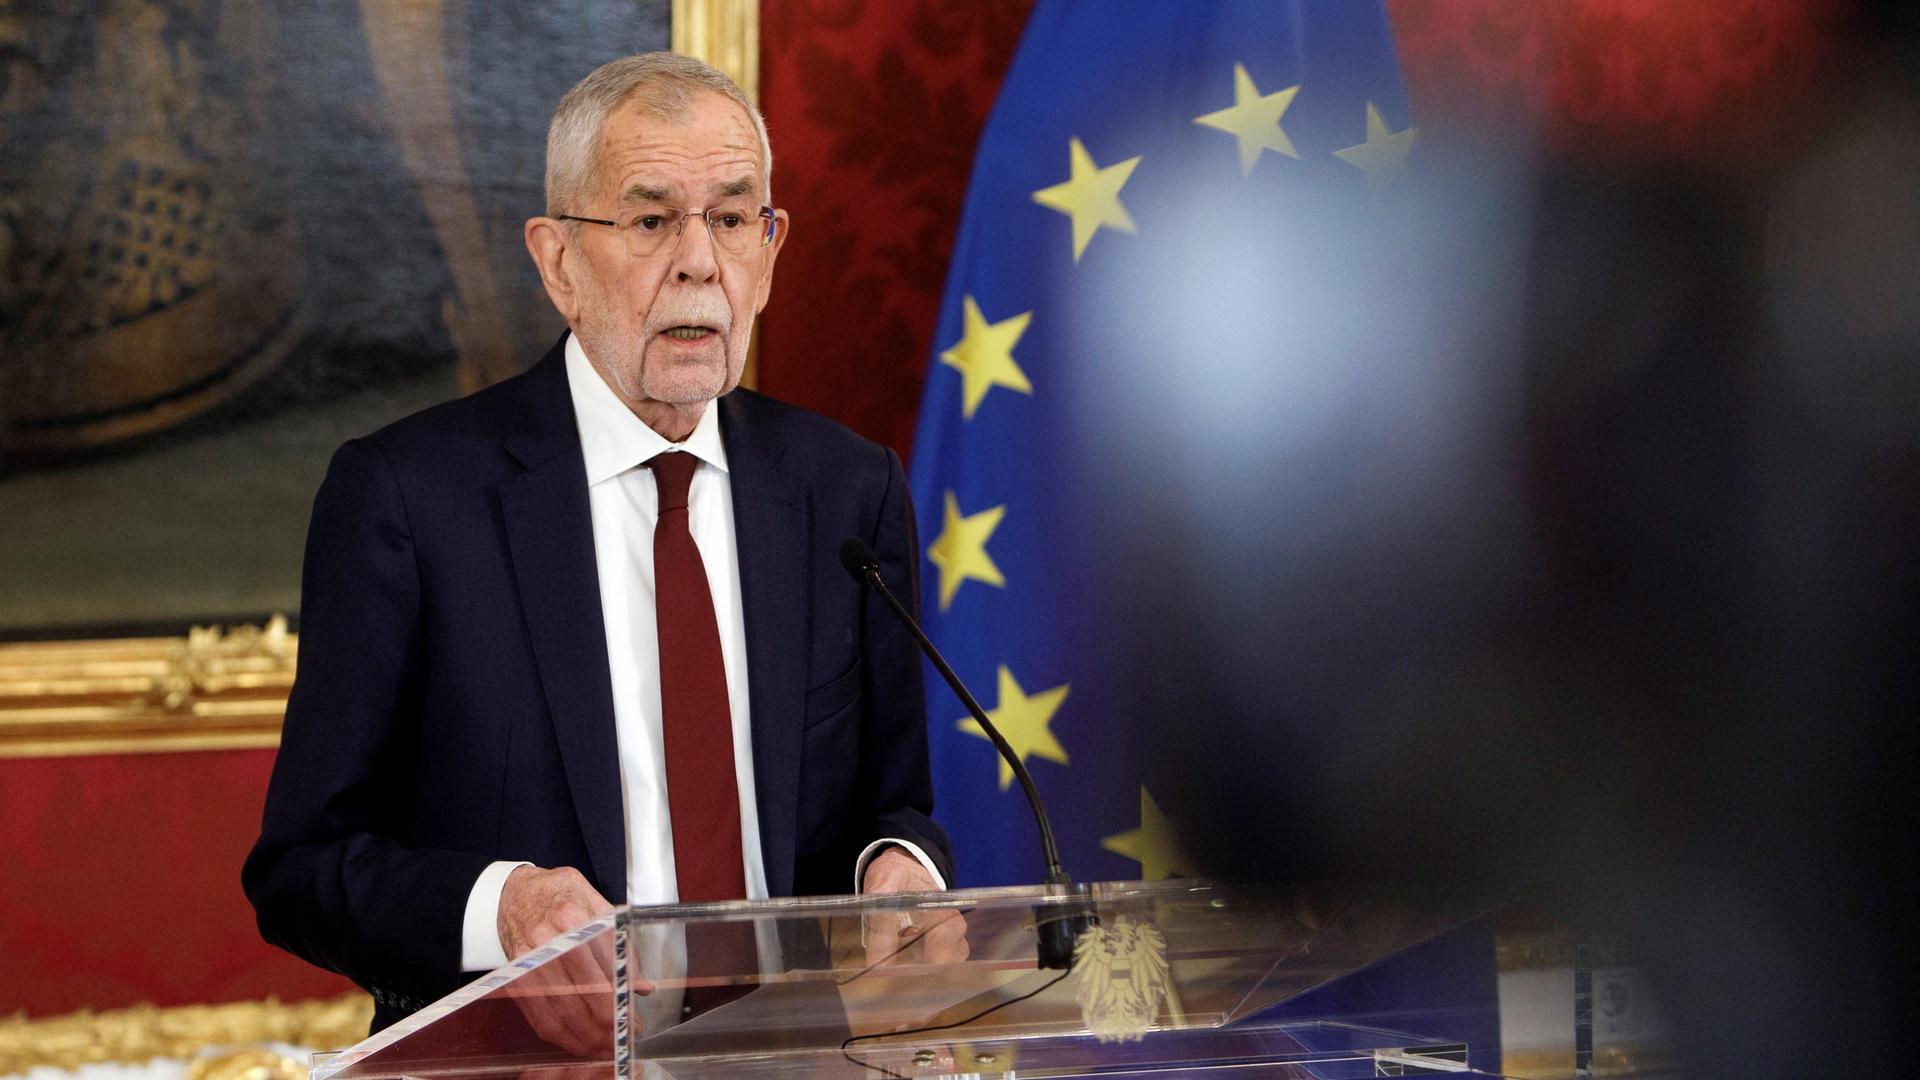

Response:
(839, 537), (1092, 969)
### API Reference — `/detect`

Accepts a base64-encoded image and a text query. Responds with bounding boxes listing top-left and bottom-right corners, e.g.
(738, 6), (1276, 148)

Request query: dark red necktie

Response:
(647, 451), (747, 904)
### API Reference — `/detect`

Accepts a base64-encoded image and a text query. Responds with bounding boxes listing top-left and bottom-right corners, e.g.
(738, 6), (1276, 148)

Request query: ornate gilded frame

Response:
(0, 0), (760, 763)
(672, 0), (758, 102)
(0, 993), (372, 1075)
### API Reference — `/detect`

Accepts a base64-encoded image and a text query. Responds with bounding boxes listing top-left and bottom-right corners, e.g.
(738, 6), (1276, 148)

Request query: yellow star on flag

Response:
(1332, 102), (1419, 187)
(958, 666), (1070, 791)
(1031, 136), (1141, 263)
(927, 490), (1005, 612)
(1193, 63), (1301, 174)
(1102, 787), (1196, 881)
(940, 296), (1033, 420)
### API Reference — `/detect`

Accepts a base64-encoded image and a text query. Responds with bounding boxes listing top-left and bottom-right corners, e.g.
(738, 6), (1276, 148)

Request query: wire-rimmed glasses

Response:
(556, 204), (777, 257)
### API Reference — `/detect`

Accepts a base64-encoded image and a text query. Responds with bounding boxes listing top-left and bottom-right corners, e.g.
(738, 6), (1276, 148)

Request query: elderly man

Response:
(243, 53), (953, 1036)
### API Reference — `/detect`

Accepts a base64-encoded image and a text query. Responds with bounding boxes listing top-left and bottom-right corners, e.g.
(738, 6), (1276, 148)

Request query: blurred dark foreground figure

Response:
(1118, 7), (1917, 1079)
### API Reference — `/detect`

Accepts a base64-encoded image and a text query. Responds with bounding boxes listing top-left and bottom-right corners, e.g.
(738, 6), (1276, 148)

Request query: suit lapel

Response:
(721, 391), (809, 898)
(498, 344), (626, 899)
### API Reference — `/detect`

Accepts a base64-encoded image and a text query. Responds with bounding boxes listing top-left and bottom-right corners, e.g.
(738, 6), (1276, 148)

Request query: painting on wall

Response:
(0, 0), (674, 639)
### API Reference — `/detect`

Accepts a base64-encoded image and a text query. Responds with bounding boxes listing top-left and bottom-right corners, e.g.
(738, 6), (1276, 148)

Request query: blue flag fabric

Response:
(910, 1), (1415, 888)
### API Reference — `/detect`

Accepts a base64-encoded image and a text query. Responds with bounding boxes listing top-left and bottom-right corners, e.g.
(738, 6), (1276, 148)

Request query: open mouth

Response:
(662, 325), (716, 340)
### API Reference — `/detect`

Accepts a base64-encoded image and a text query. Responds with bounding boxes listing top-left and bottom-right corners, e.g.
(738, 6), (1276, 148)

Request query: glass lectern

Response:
(313, 880), (1504, 1079)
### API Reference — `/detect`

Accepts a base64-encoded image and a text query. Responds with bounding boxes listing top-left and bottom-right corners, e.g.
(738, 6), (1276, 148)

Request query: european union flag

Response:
(911, 1), (1417, 889)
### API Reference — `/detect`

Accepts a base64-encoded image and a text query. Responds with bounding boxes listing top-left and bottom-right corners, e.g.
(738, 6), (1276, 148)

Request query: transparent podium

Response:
(314, 880), (1499, 1079)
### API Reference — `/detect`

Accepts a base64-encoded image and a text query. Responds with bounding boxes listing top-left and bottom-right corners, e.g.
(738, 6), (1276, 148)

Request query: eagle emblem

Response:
(1073, 915), (1170, 1043)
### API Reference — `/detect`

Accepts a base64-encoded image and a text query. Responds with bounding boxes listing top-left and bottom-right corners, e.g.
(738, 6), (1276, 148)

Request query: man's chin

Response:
(639, 343), (730, 403)
(639, 368), (730, 406)
(644, 343), (748, 403)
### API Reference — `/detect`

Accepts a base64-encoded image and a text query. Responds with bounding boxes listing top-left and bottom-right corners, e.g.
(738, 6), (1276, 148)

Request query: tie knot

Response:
(646, 451), (698, 512)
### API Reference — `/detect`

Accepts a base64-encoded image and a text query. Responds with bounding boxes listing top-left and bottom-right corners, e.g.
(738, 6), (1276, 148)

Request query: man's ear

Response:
(525, 216), (582, 323)
(752, 208), (789, 315)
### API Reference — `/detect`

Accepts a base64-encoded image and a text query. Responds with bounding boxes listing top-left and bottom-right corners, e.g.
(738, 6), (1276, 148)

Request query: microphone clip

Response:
(1036, 880), (1097, 970)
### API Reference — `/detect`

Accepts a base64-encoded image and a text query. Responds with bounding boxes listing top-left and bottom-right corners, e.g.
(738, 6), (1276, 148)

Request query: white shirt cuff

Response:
(853, 838), (948, 892)
(460, 860), (532, 972)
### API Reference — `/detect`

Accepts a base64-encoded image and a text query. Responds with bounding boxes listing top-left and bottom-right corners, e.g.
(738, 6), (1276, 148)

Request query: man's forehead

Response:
(596, 94), (765, 200)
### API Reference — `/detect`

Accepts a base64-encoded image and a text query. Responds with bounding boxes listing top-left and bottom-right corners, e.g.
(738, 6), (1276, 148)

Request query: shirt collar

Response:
(565, 333), (729, 486)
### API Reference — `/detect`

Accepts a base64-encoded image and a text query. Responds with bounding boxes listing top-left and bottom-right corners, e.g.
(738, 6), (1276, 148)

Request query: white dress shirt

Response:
(458, 336), (941, 971)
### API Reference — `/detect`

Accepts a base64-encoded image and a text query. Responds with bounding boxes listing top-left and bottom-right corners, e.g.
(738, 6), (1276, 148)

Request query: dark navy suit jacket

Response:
(242, 337), (951, 1029)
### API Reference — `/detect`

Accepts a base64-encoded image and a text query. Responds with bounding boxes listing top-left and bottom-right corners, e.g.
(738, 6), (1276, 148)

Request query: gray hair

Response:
(544, 52), (772, 216)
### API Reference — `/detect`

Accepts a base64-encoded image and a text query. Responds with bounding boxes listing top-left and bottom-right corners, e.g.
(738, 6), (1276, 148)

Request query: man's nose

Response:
(670, 213), (719, 284)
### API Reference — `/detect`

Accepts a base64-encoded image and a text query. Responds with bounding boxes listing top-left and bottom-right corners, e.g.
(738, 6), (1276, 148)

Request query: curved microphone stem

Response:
(856, 564), (1071, 886)
(842, 538), (1089, 969)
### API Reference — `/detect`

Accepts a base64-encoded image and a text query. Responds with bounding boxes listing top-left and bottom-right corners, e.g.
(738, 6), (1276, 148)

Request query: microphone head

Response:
(839, 537), (881, 582)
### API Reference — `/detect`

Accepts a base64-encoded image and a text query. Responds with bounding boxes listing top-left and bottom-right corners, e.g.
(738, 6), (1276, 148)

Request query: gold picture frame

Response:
(0, 1), (760, 763)
(673, 0), (759, 102)
(0, 992), (372, 1075)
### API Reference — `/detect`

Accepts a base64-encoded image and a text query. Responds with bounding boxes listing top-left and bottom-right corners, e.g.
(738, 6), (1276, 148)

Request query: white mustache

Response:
(645, 291), (732, 335)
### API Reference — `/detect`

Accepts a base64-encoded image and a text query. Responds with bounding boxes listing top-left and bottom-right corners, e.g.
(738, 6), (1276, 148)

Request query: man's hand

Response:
(861, 847), (940, 896)
(499, 864), (613, 960)
(499, 865), (618, 1057)
(861, 847), (969, 968)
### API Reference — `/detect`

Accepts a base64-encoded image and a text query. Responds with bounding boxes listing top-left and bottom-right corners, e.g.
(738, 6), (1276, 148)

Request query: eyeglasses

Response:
(556, 204), (777, 257)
